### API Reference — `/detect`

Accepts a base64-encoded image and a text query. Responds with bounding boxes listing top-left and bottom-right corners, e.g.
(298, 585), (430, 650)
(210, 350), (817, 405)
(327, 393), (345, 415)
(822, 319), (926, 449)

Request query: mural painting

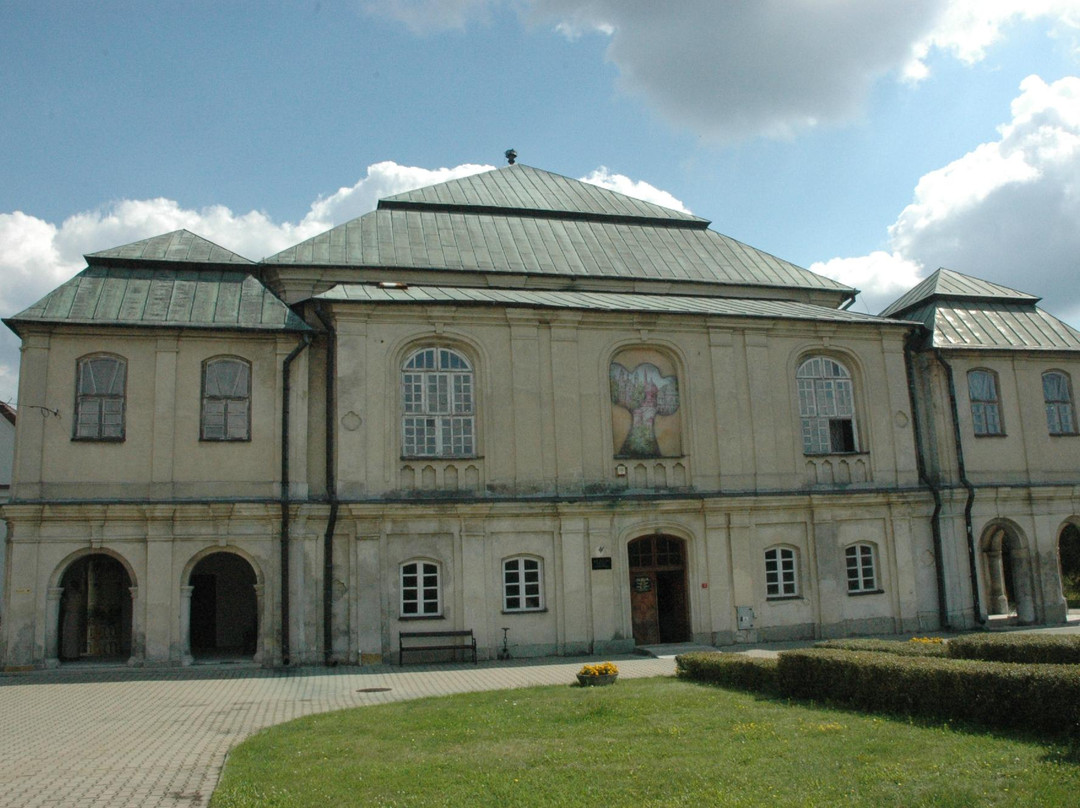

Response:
(609, 349), (681, 457)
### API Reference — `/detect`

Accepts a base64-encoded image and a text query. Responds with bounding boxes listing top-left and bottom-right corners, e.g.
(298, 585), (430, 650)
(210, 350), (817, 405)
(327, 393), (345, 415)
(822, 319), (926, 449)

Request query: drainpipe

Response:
(932, 348), (985, 625)
(281, 333), (312, 666)
(313, 303), (339, 666)
(903, 331), (950, 630)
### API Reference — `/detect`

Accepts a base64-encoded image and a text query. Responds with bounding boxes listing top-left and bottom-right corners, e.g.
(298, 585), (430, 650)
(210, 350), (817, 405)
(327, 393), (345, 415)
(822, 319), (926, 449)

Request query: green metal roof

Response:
(6, 265), (309, 335)
(315, 283), (905, 326)
(379, 164), (709, 225)
(903, 300), (1080, 351)
(87, 229), (253, 265)
(880, 267), (1038, 318)
(265, 208), (851, 294)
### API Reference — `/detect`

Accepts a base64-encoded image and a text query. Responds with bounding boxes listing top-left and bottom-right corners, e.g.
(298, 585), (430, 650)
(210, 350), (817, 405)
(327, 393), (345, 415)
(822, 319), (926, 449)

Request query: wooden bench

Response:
(399, 629), (477, 666)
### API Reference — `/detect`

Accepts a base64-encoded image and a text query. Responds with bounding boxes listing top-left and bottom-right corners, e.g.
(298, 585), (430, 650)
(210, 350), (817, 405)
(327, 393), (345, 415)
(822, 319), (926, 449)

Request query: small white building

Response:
(1, 164), (1077, 668)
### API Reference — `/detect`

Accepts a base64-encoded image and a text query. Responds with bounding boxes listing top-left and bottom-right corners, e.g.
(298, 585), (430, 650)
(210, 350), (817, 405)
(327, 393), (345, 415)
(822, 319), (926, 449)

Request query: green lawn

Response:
(211, 677), (1080, 807)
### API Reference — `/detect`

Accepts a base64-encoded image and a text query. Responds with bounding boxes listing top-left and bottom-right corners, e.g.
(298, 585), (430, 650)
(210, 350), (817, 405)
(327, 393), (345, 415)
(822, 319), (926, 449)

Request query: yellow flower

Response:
(578, 661), (619, 676)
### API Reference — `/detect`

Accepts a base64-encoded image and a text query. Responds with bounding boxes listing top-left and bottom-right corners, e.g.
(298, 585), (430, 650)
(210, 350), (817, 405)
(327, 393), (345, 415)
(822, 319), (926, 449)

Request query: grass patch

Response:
(211, 678), (1080, 807)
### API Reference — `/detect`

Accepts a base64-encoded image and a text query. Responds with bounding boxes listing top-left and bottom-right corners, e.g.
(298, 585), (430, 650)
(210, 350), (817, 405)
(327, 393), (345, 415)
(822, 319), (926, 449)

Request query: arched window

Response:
(764, 546), (799, 598)
(503, 556), (544, 612)
(845, 543), (879, 594)
(74, 354), (126, 440)
(796, 356), (857, 454)
(1043, 371), (1076, 436)
(968, 369), (1003, 436)
(201, 357), (251, 441)
(400, 560), (441, 617)
(401, 347), (475, 458)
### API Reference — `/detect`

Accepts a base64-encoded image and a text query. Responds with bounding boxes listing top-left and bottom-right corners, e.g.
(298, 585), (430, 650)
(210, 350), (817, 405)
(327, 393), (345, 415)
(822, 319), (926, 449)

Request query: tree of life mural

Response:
(610, 362), (680, 457)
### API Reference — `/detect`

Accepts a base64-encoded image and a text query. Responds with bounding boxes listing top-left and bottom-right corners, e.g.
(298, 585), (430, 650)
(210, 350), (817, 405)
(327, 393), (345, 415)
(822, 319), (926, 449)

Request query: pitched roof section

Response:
(903, 300), (1080, 351)
(265, 208), (852, 294)
(316, 283), (904, 326)
(379, 164), (709, 225)
(87, 229), (253, 265)
(265, 163), (854, 299)
(6, 265), (309, 335)
(880, 267), (1038, 318)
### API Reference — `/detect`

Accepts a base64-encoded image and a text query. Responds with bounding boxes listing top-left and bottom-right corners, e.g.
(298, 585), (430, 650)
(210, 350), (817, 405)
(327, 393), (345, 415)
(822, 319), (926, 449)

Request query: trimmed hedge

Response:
(814, 638), (948, 658)
(675, 652), (780, 695)
(947, 632), (1080, 664)
(777, 648), (1080, 736)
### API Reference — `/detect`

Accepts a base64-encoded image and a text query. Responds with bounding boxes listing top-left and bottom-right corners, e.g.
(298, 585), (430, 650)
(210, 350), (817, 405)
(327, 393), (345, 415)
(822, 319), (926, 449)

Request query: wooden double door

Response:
(628, 535), (690, 645)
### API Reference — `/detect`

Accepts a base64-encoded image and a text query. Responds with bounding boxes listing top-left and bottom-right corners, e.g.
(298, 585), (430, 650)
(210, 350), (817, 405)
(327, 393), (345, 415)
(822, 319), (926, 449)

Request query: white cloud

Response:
(363, 2), (1080, 141)
(304, 161), (494, 224)
(0, 161), (500, 404)
(815, 75), (1080, 326)
(810, 252), (924, 317)
(579, 167), (691, 212)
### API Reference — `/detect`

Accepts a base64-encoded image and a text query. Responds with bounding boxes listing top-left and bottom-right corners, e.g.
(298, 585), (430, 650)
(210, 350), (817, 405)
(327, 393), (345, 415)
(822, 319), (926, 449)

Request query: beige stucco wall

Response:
(326, 303), (921, 500)
(10, 327), (309, 501)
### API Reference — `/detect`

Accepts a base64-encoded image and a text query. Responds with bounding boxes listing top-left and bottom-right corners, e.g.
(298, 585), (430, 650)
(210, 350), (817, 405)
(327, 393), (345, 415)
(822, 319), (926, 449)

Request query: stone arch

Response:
(980, 521), (1037, 624)
(1057, 520), (1080, 611)
(180, 547), (264, 664)
(51, 549), (136, 665)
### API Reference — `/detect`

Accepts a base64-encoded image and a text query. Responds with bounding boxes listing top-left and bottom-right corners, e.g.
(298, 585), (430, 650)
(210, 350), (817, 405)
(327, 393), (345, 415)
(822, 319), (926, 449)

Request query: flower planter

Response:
(577, 672), (618, 687)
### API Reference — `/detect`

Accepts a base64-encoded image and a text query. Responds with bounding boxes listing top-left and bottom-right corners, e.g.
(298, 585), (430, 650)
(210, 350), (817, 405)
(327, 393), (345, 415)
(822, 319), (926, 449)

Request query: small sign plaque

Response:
(634, 575), (652, 593)
(591, 557), (612, 570)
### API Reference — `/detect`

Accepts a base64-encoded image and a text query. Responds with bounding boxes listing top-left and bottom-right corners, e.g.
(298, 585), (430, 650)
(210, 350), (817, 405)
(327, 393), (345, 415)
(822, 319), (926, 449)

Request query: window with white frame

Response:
(400, 560), (441, 617)
(968, 369), (1003, 436)
(845, 543), (879, 594)
(1043, 371), (1077, 436)
(796, 356), (858, 454)
(74, 354), (126, 440)
(503, 556), (544, 612)
(764, 546), (798, 598)
(401, 347), (475, 457)
(201, 357), (251, 441)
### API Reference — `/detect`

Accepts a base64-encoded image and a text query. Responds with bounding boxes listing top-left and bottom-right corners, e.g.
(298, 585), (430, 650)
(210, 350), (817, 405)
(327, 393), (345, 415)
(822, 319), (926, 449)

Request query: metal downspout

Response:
(904, 332), (949, 629)
(281, 333), (312, 666)
(313, 303), (339, 666)
(932, 348), (985, 625)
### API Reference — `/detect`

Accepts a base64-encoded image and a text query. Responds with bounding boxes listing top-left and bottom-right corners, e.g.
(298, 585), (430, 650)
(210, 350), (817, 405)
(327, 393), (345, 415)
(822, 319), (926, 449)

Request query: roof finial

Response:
(505, 148), (517, 165)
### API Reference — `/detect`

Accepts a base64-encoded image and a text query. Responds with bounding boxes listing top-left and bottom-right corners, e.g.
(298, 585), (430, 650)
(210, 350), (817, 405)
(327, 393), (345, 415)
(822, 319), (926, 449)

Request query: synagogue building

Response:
(2, 163), (1078, 668)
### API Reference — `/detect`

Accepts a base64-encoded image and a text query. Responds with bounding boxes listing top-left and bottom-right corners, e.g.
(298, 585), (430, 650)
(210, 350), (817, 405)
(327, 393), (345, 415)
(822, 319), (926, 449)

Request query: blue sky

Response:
(2, 2), (1080, 402)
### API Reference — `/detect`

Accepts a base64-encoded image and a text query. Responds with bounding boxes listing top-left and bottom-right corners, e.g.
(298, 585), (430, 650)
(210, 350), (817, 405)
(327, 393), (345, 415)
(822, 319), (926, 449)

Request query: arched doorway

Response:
(57, 554), (132, 662)
(1059, 524), (1080, 609)
(189, 552), (258, 659)
(627, 535), (690, 645)
(981, 523), (1036, 624)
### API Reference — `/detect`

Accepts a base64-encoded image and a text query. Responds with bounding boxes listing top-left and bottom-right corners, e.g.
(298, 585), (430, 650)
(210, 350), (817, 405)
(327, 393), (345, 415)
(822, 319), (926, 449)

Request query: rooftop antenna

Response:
(505, 148), (517, 165)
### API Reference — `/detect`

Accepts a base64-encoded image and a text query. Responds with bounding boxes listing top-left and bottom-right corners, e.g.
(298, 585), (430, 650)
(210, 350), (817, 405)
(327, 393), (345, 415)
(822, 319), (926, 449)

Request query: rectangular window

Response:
(74, 355), (126, 441)
(401, 561), (441, 617)
(1044, 372), (1076, 436)
(201, 358), (251, 441)
(402, 348), (475, 457)
(968, 369), (1003, 436)
(845, 544), (878, 594)
(503, 557), (543, 612)
(765, 547), (798, 598)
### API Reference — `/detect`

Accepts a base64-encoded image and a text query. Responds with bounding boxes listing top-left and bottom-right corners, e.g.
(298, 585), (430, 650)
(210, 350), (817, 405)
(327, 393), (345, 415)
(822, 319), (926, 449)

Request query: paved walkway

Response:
(4, 623), (1078, 807)
(0, 654), (676, 808)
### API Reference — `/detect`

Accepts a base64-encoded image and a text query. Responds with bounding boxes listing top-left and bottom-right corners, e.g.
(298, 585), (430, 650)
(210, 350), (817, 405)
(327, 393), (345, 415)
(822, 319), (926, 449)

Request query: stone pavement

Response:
(4, 623), (1078, 807)
(0, 654), (676, 808)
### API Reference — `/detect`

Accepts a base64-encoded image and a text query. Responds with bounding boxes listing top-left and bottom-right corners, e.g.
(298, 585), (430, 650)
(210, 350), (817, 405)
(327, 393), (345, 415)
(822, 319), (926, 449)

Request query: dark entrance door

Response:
(189, 553), (258, 659)
(58, 554), (132, 662)
(628, 535), (690, 645)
